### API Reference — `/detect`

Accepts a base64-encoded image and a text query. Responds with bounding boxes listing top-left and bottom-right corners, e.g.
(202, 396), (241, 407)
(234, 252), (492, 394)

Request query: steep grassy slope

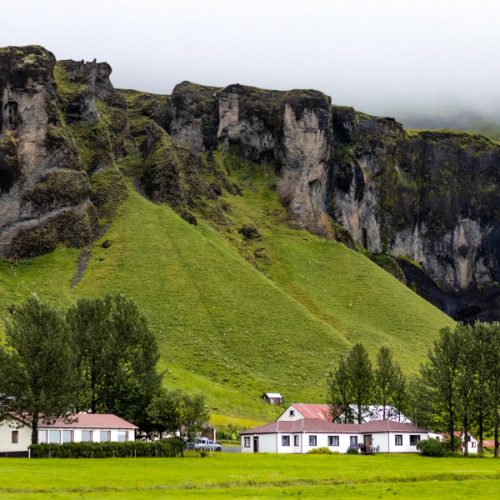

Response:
(0, 157), (453, 425)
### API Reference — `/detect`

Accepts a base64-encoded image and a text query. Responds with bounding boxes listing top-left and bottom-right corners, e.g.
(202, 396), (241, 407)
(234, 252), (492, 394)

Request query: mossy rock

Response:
(0, 136), (21, 194)
(23, 170), (89, 214)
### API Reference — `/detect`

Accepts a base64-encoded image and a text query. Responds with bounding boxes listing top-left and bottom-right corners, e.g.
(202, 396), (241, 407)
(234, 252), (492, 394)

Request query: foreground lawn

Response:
(0, 453), (498, 498)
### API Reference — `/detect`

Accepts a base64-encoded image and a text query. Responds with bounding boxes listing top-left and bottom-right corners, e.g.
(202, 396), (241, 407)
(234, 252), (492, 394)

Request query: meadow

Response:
(0, 454), (498, 498)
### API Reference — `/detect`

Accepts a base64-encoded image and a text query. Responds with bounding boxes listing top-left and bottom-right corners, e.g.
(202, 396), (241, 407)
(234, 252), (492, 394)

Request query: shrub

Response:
(417, 438), (444, 457)
(346, 447), (359, 455)
(29, 438), (184, 458)
(307, 447), (331, 455)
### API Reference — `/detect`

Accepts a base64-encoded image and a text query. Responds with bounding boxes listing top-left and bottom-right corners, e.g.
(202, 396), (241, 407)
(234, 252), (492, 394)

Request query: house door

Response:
(363, 434), (372, 453)
(253, 436), (259, 453)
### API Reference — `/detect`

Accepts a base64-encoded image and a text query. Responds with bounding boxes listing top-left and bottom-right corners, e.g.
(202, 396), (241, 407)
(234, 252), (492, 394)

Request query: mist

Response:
(1, 0), (499, 126)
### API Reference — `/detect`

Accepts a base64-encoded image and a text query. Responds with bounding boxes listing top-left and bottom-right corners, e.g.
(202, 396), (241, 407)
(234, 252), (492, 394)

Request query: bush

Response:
(417, 438), (444, 457)
(29, 438), (185, 458)
(346, 447), (359, 455)
(307, 447), (332, 455)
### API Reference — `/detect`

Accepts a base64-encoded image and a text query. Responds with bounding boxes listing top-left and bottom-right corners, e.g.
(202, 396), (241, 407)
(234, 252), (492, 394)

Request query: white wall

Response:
(241, 434), (277, 453)
(372, 432), (429, 453)
(37, 428), (134, 445)
(0, 419), (32, 453)
(277, 405), (306, 422)
(241, 431), (432, 454)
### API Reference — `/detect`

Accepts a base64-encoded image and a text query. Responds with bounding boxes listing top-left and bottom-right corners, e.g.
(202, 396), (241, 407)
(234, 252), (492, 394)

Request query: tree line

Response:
(327, 322), (500, 457)
(0, 294), (209, 444)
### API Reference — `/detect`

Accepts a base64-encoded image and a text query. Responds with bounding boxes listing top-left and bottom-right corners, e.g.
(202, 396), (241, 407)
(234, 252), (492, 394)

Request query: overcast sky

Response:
(2, 0), (499, 120)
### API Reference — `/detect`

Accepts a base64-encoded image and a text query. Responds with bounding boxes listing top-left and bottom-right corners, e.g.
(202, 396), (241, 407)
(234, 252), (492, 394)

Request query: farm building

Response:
(0, 413), (137, 456)
(241, 418), (431, 454)
(262, 393), (283, 405)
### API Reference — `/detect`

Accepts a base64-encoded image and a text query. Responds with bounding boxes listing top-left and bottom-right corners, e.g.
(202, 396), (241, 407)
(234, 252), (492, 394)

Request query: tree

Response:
(485, 322), (500, 458)
(327, 356), (354, 423)
(374, 346), (405, 419)
(346, 343), (374, 424)
(455, 324), (476, 455)
(67, 294), (162, 429)
(0, 296), (80, 444)
(471, 321), (491, 454)
(146, 389), (210, 454)
(405, 375), (433, 429)
(420, 326), (460, 452)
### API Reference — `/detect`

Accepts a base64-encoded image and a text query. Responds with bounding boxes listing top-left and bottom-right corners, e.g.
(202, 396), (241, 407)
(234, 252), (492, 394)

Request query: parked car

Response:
(186, 437), (222, 452)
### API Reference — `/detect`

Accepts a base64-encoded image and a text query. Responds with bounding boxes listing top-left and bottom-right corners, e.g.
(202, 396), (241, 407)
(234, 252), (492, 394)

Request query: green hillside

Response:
(0, 149), (454, 426)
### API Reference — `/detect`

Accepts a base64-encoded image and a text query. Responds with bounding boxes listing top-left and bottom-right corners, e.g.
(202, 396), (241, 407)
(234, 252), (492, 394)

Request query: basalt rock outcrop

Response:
(168, 82), (500, 321)
(1, 46), (499, 321)
(0, 46), (97, 258)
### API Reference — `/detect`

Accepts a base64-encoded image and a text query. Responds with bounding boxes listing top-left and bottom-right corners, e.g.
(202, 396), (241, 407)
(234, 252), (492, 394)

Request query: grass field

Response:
(0, 152), (454, 424)
(0, 454), (498, 498)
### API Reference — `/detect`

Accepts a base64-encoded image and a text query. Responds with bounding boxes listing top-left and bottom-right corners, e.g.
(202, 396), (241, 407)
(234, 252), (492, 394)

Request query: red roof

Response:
(241, 418), (429, 435)
(38, 414), (138, 429)
(280, 404), (334, 421)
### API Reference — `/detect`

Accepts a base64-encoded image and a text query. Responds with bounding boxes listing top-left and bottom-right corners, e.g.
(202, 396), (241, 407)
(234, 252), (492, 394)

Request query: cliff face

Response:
(1, 46), (498, 321)
(0, 46), (97, 258)
(169, 82), (500, 321)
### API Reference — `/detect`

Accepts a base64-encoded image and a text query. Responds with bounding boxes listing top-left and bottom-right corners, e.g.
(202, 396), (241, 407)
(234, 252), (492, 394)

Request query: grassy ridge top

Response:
(0, 153), (453, 424)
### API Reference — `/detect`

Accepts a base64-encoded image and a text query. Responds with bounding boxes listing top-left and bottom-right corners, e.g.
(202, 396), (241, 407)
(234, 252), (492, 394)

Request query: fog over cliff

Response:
(1, 0), (499, 124)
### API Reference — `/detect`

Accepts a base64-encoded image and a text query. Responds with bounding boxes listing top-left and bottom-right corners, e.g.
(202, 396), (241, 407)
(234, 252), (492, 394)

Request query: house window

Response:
(11, 431), (18, 444)
(282, 435), (290, 447)
(395, 434), (403, 446)
(82, 430), (93, 442)
(244, 436), (251, 448)
(100, 431), (111, 442)
(309, 435), (317, 447)
(471, 441), (476, 448)
(62, 430), (73, 443)
(410, 435), (420, 446)
(48, 430), (61, 444)
(294, 435), (299, 446)
(328, 435), (339, 447)
(289, 410), (295, 417)
(38, 430), (47, 444)
(350, 436), (358, 447)
(117, 431), (128, 442)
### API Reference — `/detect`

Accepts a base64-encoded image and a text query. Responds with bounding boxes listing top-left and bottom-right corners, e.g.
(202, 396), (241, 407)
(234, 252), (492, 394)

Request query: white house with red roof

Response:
(241, 418), (431, 454)
(0, 413), (137, 455)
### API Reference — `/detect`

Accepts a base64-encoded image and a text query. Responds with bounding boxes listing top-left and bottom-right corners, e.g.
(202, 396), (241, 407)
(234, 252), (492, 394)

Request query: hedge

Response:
(29, 438), (185, 458)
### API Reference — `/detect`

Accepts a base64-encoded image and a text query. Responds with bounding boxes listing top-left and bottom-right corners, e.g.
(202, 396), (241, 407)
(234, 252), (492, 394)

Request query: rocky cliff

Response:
(168, 82), (500, 321)
(1, 45), (498, 321)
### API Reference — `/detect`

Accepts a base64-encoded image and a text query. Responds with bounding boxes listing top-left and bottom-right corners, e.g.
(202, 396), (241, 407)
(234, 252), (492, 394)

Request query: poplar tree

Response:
(0, 296), (80, 444)
(346, 343), (374, 424)
(420, 326), (460, 452)
(327, 356), (354, 422)
(67, 293), (162, 429)
(374, 346), (405, 419)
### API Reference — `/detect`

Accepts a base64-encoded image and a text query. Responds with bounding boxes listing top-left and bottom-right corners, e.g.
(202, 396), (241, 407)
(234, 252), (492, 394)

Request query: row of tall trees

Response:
(0, 294), (208, 444)
(327, 343), (406, 424)
(327, 322), (500, 457)
(411, 322), (500, 456)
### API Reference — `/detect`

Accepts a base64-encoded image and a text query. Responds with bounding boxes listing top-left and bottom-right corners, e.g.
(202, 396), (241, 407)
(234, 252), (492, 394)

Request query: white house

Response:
(241, 418), (430, 454)
(0, 413), (137, 455)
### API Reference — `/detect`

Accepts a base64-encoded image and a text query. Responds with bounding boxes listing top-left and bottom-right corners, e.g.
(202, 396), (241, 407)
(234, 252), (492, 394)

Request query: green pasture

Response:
(0, 453), (498, 498)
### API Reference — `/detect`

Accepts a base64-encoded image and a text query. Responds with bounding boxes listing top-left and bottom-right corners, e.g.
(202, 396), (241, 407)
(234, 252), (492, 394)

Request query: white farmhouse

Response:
(241, 418), (430, 454)
(0, 413), (137, 456)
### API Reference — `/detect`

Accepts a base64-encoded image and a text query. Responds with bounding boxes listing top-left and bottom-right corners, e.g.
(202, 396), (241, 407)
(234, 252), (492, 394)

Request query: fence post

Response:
(28, 448), (31, 460)
(134, 448), (137, 458)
